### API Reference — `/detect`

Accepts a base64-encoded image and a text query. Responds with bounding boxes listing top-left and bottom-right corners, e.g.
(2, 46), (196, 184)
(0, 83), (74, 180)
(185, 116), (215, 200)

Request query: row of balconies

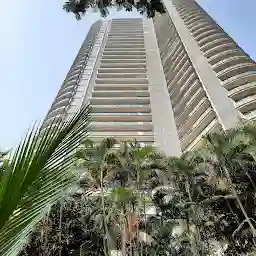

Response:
(178, 99), (210, 138)
(229, 82), (256, 101)
(105, 44), (144, 49)
(94, 84), (148, 91)
(184, 119), (221, 152)
(223, 71), (256, 91)
(91, 114), (152, 122)
(180, 109), (216, 150)
(90, 97), (150, 105)
(95, 78), (148, 85)
(171, 79), (200, 107)
(92, 90), (149, 97)
(217, 63), (256, 82)
(97, 73), (147, 79)
(91, 105), (151, 113)
(102, 54), (146, 60)
(174, 89), (205, 123)
(90, 122), (153, 132)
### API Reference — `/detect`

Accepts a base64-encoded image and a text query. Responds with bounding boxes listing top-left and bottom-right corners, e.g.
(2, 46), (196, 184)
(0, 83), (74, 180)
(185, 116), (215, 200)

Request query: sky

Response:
(0, 0), (255, 150)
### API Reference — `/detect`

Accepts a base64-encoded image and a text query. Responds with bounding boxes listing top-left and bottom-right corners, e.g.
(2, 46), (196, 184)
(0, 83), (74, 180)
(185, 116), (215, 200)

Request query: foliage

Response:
(63, 0), (166, 20)
(0, 105), (90, 256)
(19, 121), (256, 255)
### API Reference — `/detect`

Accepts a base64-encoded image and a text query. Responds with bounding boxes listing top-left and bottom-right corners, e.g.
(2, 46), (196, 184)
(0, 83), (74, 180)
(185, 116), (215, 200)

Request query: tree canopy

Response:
(63, 0), (166, 19)
(18, 121), (256, 255)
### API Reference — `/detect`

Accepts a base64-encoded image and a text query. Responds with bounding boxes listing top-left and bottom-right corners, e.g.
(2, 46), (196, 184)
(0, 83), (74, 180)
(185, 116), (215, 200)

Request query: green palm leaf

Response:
(0, 105), (91, 255)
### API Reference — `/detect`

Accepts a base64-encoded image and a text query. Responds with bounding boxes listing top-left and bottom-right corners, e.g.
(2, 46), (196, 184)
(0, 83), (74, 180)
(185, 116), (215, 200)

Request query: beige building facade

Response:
(44, 0), (256, 156)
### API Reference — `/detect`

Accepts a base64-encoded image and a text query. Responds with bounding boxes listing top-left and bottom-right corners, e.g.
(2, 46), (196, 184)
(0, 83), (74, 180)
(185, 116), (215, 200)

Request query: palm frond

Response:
(0, 105), (91, 255)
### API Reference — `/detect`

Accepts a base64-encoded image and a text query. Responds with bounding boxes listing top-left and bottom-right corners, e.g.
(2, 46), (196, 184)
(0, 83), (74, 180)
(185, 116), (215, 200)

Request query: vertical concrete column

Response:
(162, 0), (241, 130)
(143, 19), (181, 157)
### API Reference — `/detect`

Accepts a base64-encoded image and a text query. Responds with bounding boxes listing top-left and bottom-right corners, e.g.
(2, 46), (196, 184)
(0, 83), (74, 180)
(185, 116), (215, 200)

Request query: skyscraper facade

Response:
(154, 0), (256, 152)
(43, 1), (256, 156)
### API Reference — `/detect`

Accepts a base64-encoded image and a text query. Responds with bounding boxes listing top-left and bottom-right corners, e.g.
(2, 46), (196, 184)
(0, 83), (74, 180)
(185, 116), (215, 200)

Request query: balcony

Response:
(63, 79), (77, 88)
(92, 91), (149, 98)
(174, 89), (205, 121)
(178, 100), (210, 138)
(184, 120), (221, 152)
(91, 105), (151, 113)
(94, 84), (148, 91)
(97, 73), (147, 79)
(212, 55), (250, 73)
(105, 44), (144, 49)
(223, 71), (256, 91)
(103, 50), (146, 56)
(57, 90), (73, 100)
(90, 97), (150, 105)
(50, 98), (70, 111)
(47, 106), (66, 120)
(90, 122), (153, 132)
(89, 130), (153, 139)
(218, 63), (256, 81)
(229, 82), (256, 101)
(171, 80), (200, 108)
(88, 135), (154, 143)
(101, 59), (146, 64)
(91, 114), (152, 122)
(173, 56), (189, 74)
(201, 38), (233, 53)
(195, 27), (220, 42)
(100, 63), (146, 69)
(192, 24), (214, 38)
(190, 21), (213, 34)
(198, 32), (227, 47)
(169, 72), (197, 99)
(107, 35), (144, 40)
(95, 78), (148, 85)
(187, 16), (209, 31)
(106, 39), (144, 44)
(245, 110), (256, 120)
(204, 42), (235, 59)
(168, 66), (193, 94)
(181, 109), (216, 150)
(98, 68), (146, 74)
(102, 54), (146, 60)
(236, 94), (256, 114)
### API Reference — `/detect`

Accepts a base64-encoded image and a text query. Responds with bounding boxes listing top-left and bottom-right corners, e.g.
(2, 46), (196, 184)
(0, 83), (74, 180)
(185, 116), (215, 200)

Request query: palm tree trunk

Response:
(136, 166), (141, 256)
(246, 171), (256, 191)
(185, 181), (200, 256)
(223, 166), (256, 237)
(121, 208), (127, 256)
(59, 200), (64, 256)
(226, 200), (240, 225)
(100, 166), (109, 256)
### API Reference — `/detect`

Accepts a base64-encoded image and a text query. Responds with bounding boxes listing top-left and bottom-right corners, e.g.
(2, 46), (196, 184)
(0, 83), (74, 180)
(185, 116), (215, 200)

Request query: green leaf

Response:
(0, 105), (91, 255)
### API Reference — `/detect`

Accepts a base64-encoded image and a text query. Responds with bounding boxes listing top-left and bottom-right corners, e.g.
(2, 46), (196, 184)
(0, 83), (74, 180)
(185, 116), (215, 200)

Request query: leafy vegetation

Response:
(16, 121), (256, 255)
(0, 105), (91, 255)
(63, 0), (166, 20)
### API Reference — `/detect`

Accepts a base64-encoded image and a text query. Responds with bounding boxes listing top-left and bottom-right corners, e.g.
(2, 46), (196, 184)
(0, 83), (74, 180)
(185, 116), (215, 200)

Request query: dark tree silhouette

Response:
(63, 0), (166, 19)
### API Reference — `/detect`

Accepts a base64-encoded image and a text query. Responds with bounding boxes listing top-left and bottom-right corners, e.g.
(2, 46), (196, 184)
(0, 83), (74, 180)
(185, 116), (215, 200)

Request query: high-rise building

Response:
(154, 0), (256, 152)
(43, 1), (256, 156)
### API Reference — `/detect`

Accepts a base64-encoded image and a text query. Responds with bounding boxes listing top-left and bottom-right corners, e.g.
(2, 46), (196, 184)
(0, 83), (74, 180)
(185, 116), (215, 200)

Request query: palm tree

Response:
(15, 121), (256, 255)
(203, 129), (256, 240)
(76, 140), (164, 255)
(0, 105), (91, 255)
(75, 137), (119, 255)
(166, 152), (207, 256)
